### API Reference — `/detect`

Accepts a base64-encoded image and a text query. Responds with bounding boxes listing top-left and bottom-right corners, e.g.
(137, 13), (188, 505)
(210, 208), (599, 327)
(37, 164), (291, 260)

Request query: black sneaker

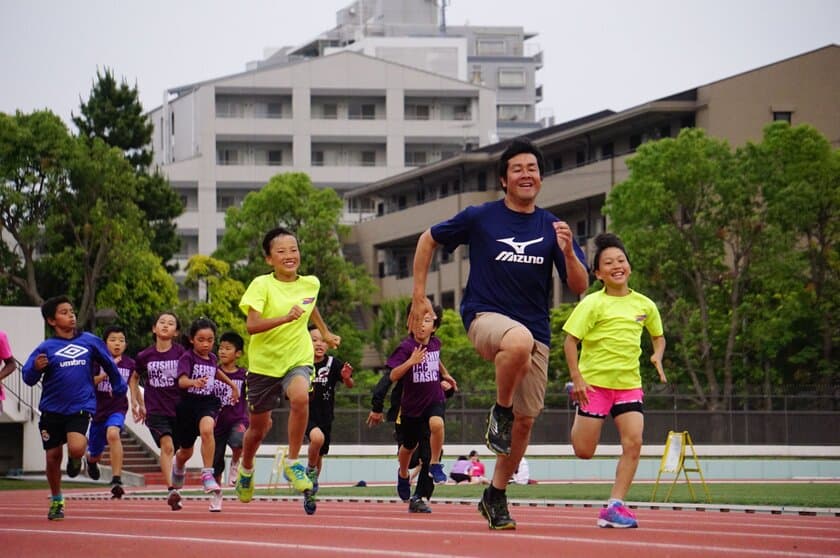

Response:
(485, 404), (513, 456)
(478, 488), (516, 530)
(86, 459), (100, 480)
(66, 457), (82, 478)
(110, 480), (125, 499)
(48, 498), (65, 520)
(408, 496), (432, 513)
(303, 489), (317, 515)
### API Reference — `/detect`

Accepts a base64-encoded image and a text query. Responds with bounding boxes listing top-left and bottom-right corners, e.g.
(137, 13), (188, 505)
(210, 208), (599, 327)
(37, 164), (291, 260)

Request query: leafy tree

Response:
(176, 254), (248, 350)
(0, 110), (73, 305)
(436, 308), (495, 405)
(215, 172), (375, 341)
(73, 68), (183, 266)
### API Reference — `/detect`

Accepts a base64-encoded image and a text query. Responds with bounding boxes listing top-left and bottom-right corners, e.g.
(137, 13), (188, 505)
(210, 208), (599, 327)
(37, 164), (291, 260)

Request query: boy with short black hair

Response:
(22, 295), (127, 520)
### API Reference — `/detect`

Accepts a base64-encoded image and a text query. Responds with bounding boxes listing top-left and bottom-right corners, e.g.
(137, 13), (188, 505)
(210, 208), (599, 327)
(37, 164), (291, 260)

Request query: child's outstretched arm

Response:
(340, 361), (354, 388)
(22, 350), (49, 386)
(129, 369), (146, 422)
(650, 335), (667, 383)
(367, 372), (393, 427)
(310, 306), (341, 349)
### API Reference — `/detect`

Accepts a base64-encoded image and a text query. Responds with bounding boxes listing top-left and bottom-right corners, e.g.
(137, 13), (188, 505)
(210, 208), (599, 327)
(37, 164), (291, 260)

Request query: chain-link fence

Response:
(263, 385), (840, 446)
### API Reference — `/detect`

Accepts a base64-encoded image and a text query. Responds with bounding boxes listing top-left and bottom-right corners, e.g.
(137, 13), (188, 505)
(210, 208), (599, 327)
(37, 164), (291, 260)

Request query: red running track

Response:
(1, 490), (838, 557)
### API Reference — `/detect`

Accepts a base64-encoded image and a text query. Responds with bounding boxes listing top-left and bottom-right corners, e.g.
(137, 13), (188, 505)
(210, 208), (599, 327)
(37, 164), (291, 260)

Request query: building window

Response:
(266, 102), (284, 118)
(405, 104), (430, 120)
(405, 151), (427, 166)
(397, 195), (407, 210)
(658, 124), (671, 139)
(268, 150), (283, 166)
(773, 111), (792, 124)
(576, 219), (587, 242)
(629, 134), (642, 150)
(477, 39), (506, 56)
(601, 142), (614, 160)
(477, 171), (487, 191)
(576, 151), (586, 166)
(470, 66), (483, 84)
(552, 156), (563, 172)
(497, 105), (528, 121)
(320, 104), (338, 119)
(312, 151), (324, 166)
(170, 112), (175, 134)
(680, 115), (696, 129)
(440, 183), (449, 197)
(218, 194), (237, 210)
(361, 151), (376, 167)
(498, 69), (526, 88)
(349, 103), (376, 120)
(217, 148), (238, 165)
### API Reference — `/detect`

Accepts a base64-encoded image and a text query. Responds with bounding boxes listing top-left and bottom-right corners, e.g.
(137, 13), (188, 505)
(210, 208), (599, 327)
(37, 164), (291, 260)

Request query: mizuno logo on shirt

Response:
(495, 237), (545, 264)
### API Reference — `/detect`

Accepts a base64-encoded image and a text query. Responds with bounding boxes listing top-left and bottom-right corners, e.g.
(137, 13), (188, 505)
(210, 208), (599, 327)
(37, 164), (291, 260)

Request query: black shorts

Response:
(450, 472), (470, 483)
(175, 395), (220, 449)
(306, 417), (333, 456)
(146, 413), (178, 448)
(38, 411), (91, 450)
(400, 401), (445, 451)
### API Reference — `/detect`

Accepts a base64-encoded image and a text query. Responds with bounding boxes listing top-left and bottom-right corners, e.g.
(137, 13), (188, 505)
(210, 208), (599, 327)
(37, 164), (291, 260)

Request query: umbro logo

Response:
(55, 344), (89, 359)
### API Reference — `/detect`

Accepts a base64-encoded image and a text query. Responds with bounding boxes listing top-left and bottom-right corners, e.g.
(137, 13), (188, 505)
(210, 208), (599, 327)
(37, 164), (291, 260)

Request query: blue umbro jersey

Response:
(431, 199), (587, 346)
(22, 332), (127, 415)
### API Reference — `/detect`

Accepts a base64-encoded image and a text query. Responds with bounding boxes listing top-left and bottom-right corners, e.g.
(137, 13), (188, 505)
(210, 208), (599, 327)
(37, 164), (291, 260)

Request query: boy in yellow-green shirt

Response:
(235, 227), (340, 515)
(563, 232), (666, 529)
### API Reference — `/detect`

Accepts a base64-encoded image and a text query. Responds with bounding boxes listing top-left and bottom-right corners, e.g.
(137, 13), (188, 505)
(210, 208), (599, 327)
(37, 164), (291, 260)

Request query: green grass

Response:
(3, 478), (837, 508)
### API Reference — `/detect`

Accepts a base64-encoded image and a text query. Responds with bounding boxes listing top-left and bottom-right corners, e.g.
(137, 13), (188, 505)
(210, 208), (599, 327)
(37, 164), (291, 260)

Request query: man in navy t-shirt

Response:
(409, 139), (589, 530)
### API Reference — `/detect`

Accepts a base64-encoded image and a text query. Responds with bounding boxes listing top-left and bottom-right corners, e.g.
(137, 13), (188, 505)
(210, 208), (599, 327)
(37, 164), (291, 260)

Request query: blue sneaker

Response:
(429, 463), (447, 484)
(597, 502), (638, 528)
(397, 472), (410, 502)
(306, 466), (319, 495)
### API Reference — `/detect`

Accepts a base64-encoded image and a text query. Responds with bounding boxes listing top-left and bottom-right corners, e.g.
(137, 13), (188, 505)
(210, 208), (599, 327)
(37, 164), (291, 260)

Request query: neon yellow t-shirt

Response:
(562, 288), (663, 389)
(239, 273), (320, 378)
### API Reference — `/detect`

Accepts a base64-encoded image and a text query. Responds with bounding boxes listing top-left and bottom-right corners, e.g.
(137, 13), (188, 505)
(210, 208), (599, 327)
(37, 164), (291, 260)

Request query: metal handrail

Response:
(1, 357), (40, 421)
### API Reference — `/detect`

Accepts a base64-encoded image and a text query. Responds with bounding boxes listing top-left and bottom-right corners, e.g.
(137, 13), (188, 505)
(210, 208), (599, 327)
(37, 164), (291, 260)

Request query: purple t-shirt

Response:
(451, 458), (472, 475)
(213, 366), (248, 435)
(178, 350), (218, 397)
(93, 355), (135, 422)
(386, 335), (444, 418)
(135, 344), (185, 417)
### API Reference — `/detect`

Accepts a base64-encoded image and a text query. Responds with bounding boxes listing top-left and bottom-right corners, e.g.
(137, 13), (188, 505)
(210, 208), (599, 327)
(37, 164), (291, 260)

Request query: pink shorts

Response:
(578, 386), (644, 419)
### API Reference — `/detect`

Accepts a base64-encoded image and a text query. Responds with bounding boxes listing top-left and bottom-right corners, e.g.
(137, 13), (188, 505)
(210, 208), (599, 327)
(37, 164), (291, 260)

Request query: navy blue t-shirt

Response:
(430, 199), (587, 346)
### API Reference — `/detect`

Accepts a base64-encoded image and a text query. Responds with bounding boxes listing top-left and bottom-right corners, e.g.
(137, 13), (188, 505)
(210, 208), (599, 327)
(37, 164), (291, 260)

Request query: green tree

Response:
(176, 254), (248, 347)
(605, 128), (758, 417)
(215, 172), (375, 344)
(0, 110), (73, 305)
(436, 308), (495, 404)
(73, 68), (182, 266)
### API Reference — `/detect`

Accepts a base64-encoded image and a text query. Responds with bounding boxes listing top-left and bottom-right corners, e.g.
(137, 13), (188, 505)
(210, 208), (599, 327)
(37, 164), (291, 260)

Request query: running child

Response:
(21, 295), (127, 520)
(236, 226), (340, 515)
(171, 318), (240, 511)
(563, 232), (667, 528)
(85, 325), (139, 498)
(305, 324), (354, 496)
(388, 301), (457, 502)
(133, 311), (185, 510)
(209, 331), (249, 512)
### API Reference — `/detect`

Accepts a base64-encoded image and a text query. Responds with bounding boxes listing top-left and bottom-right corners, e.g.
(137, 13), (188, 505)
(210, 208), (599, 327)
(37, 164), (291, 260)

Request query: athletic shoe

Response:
(303, 489), (317, 515)
(478, 487), (516, 530)
(597, 502), (638, 528)
(282, 459), (313, 493)
(306, 465), (319, 495)
(429, 463), (447, 484)
(171, 463), (186, 489)
(408, 495), (432, 513)
(201, 470), (221, 493)
(66, 457), (82, 478)
(484, 404), (513, 456)
(86, 459), (100, 480)
(235, 469), (255, 503)
(47, 497), (65, 521)
(167, 488), (182, 511)
(228, 459), (239, 486)
(209, 490), (223, 512)
(397, 471), (411, 502)
(110, 479), (125, 499)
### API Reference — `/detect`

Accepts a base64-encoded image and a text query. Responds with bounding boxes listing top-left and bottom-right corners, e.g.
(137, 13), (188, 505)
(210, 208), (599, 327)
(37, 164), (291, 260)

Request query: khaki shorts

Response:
(246, 366), (311, 414)
(467, 312), (549, 417)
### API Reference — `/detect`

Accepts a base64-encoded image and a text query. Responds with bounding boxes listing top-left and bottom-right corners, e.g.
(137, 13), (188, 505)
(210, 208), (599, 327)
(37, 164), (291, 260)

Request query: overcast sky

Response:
(2, 0), (838, 130)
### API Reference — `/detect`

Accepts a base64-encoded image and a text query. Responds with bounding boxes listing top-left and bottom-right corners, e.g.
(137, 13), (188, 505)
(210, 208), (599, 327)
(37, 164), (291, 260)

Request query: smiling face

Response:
(265, 233), (300, 280)
(311, 328), (327, 360)
(595, 246), (631, 294)
(501, 152), (542, 211)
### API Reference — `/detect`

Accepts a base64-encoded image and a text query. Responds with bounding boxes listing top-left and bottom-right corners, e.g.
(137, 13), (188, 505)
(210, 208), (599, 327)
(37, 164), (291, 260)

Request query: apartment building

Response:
(148, 50), (495, 270)
(344, 45), (840, 313)
(254, 0), (545, 138)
